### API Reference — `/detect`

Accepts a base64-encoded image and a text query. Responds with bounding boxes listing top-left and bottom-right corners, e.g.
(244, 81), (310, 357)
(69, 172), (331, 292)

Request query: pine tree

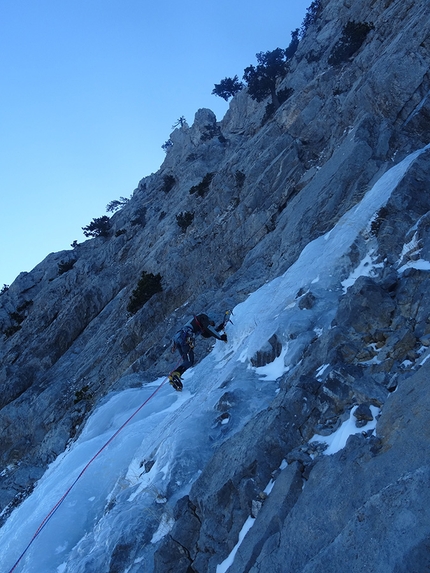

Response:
(212, 75), (244, 101)
(243, 48), (287, 109)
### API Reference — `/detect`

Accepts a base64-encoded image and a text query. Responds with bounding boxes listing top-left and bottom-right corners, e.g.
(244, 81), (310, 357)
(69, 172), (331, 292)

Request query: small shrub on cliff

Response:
(9, 311), (25, 324)
(200, 124), (219, 142)
(74, 385), (93, 404)
(189, 173), (215, 197)
(127, 271), (163, 315)
(162, 139), (173, 153)
(176, 211), (194, 232)
(300, 0), (323, 37)
(58, 259), (77, 275)
(162, 174), (176, 193)
(131, 207), (147, 227)
(106, 197), (129, 213)
(3, 308), (26, 338)
(235, 170), (246, 189)
(4, 324), (21, 338)
(82, 216), (111, 238)
(172, 116), (188, 129)
(328, 21), (374, 66)
(285, 29), (300, 59)
(17, 300), (33, 312)
(0, 284), (9, 295)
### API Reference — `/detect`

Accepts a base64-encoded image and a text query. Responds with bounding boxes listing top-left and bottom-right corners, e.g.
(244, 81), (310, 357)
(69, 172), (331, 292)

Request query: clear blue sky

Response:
(0, 0), (310, 287)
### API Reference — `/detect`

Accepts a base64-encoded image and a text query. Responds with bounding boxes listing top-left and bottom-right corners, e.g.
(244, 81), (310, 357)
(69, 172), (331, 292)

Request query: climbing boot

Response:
(169, 371), (183, 391)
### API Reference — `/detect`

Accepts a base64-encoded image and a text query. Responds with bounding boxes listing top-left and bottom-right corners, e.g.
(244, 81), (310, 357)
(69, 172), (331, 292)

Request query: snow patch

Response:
(400, 231), (420, 259)
(254, 345), (289, 380)
(341, 250), (383, 292)
(398, 258), (430, 274)
(151, 514), (175, 544)
(310, 405), (380, 455)
(216, 516), (255, 573)
(315, 363), (330, 379)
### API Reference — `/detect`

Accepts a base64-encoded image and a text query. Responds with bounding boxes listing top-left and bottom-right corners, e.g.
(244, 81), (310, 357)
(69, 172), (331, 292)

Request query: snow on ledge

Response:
(310, 405), (380, 455)
(216, 516), (255, 573)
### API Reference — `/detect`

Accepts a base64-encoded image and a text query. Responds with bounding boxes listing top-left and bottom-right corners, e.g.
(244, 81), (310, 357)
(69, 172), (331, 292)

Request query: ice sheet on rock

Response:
(227, 145), (429, 374)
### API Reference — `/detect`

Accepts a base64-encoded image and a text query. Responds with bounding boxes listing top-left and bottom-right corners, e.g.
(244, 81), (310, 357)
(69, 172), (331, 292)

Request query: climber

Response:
(169, 313), (228, 390)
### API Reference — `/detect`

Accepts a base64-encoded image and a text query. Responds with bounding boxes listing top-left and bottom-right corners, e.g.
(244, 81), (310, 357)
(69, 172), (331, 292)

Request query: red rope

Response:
(7, 375), (171, 573)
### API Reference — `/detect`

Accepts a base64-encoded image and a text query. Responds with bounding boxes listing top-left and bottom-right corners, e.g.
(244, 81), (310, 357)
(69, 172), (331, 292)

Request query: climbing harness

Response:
(185, 335), (195, 349)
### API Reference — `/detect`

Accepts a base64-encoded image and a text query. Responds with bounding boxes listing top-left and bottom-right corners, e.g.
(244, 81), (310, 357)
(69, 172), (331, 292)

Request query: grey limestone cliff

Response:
(1, 0), (430, 570)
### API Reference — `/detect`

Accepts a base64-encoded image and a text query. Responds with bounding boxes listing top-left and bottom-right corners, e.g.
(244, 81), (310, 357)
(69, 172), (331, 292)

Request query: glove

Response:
(220, 334), (227, 342)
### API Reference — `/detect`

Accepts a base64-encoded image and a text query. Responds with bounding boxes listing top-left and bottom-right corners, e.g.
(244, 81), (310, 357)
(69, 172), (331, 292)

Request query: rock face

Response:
(1, 0), (430, 570)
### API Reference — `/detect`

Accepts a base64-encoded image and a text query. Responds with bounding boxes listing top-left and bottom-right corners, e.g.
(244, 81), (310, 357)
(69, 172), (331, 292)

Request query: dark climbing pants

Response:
(176, 342), (195, 375)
